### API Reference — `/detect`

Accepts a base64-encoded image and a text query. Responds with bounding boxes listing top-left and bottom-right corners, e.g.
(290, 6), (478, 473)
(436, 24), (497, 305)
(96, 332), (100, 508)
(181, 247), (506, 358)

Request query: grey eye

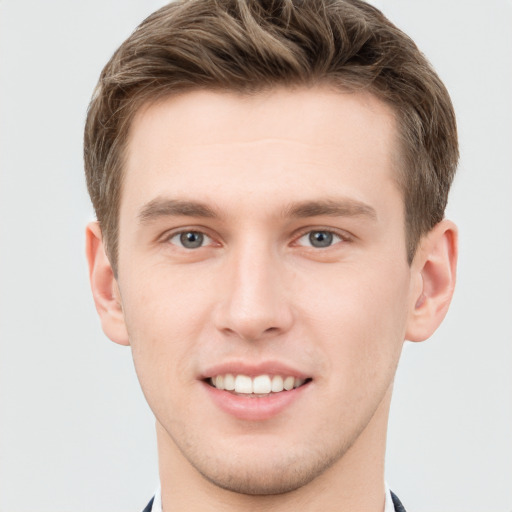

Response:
(297, 230), (341, 248)
(169, 231), (210, 249)
(309, 231), (333, 247)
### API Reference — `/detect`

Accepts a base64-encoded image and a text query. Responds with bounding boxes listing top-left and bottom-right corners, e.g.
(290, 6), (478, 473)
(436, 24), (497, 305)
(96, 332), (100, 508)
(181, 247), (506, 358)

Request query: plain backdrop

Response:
(1, 1), (511, 511)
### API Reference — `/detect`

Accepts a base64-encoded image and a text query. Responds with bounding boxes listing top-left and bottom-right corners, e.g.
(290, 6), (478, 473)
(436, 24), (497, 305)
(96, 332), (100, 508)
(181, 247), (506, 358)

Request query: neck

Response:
(157, 387), (392, 512)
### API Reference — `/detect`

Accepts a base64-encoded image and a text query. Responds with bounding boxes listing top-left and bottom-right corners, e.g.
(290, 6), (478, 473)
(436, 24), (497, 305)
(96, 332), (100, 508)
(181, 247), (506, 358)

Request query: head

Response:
(84, 0), (458, 275)
(85, 0), (458, 503)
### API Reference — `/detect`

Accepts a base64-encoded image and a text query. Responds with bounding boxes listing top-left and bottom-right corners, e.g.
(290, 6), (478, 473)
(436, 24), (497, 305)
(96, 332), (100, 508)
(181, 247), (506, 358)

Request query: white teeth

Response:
(294, 378), (305, 389)
(253, 375), (272, 394)
(271, 375), (284, 392)
(283, 376), (295, 391)
(210, 373), (307, 394)
(224, 373), (235, 391)
(215, 375), (224, 389)
(234, 375), (253, 394)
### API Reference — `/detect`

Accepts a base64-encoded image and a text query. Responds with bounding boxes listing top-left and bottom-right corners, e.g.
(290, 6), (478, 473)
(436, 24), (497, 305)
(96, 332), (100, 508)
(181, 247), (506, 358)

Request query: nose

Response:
(213, 241), (294, 342)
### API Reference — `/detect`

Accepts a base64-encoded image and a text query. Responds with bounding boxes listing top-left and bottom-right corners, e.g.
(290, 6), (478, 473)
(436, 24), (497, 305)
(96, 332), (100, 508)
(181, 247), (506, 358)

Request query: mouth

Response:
(206, 374), (312, 397)
(201, 362), (313, 420)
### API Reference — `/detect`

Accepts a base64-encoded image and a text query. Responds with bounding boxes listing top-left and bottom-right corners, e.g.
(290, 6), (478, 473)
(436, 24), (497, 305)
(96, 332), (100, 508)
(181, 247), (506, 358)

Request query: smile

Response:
(209, 374), (309, 395)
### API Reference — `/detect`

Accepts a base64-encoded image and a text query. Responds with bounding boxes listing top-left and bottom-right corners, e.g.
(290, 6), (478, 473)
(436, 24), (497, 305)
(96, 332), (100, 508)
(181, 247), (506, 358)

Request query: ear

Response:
(405, 219), (458, 342)
(85, 222), (130, 346)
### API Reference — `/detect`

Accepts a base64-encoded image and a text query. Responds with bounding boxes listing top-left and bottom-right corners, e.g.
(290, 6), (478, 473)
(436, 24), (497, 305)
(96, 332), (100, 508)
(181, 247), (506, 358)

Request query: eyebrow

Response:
(137, 197), (377, 224)
(284, 199), (377, 220)
(138, 198), (219, 223)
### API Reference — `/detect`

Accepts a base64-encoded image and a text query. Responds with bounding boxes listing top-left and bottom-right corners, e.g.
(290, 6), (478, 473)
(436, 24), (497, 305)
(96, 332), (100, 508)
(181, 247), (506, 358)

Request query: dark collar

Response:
(391, 490), (407, 512)
(142, 492), (407, 512)
(141, 496), (154, 512)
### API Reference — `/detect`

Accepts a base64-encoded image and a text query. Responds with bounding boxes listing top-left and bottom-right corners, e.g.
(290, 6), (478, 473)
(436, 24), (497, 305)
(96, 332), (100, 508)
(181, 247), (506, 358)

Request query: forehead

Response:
(122, 87), (401, 221)
(127, 86), (398, 154)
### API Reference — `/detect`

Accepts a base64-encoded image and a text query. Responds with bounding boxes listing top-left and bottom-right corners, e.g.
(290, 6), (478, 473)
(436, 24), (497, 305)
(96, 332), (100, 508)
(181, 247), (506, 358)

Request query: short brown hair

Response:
(84, 0), (458, 273)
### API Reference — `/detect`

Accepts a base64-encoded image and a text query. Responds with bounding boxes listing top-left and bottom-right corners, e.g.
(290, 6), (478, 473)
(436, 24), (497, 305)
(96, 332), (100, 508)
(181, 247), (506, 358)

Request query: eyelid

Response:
(171, 232), (212, 248)
(159, 226), (221, 247)
(292, 227), (353, 246)
(156, 225), (353, 248)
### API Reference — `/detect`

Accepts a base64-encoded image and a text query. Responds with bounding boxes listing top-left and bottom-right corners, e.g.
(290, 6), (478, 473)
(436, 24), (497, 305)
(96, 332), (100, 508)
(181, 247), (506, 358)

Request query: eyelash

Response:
(165, 230), (216, 249)
(294, 230), (344, 248)
(162, 227), (351, 251)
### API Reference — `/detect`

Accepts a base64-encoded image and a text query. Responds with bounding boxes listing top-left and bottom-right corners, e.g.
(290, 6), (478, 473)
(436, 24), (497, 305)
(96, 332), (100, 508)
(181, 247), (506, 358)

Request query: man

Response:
(84, 0), (458, 510)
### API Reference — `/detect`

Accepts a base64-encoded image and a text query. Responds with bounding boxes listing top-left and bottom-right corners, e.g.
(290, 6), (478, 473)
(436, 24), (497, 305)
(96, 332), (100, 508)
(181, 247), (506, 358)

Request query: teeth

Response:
(253, 375), (272, 394)
(224, 373), (235, 391)
(271, 375), (284, 392)
(210, 374), (307, 394)
(283, 376), (294, 391)
(215, 375), (224, 389)
(294, 378), (305, 389)
(234, 375), (253, 394)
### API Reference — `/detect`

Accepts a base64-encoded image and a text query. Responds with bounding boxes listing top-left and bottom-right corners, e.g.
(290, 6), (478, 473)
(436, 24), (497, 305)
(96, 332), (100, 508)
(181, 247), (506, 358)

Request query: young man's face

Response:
(97, 88), (426, 494)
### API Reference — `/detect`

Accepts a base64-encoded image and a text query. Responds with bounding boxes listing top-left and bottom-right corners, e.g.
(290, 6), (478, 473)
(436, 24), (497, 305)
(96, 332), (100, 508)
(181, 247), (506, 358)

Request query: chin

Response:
(188, 441), (346, 496)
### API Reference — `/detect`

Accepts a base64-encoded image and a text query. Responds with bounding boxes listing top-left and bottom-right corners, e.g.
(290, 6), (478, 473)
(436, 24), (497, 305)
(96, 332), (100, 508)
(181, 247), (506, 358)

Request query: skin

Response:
(87, 87), (457, 511)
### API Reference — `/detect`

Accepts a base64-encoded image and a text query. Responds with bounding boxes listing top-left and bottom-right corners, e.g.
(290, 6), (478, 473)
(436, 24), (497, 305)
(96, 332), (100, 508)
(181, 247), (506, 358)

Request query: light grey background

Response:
(0, 1), (510, 511)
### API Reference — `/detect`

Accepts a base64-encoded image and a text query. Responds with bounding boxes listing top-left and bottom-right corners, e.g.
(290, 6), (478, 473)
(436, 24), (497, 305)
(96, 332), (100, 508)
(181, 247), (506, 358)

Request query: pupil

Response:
(309, 231), (333, 248)
(180, 231), (204, 248)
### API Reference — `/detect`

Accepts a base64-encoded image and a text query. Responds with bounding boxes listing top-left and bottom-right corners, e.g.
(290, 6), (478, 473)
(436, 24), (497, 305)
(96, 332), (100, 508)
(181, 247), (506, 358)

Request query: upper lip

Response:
(200, 360), (311, 380)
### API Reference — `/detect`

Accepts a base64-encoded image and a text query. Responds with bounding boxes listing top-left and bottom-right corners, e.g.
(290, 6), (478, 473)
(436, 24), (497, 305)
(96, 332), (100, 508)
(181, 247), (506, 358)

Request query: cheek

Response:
(119, 266), (213, 401)
(299, 260), (411, 378)
(298, 267), (410, 430)
(123, 261), (212, 333)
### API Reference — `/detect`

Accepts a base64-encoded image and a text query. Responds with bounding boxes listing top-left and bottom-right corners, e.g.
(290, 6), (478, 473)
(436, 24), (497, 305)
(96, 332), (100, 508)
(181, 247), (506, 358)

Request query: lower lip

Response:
(202, 381), (311, 421)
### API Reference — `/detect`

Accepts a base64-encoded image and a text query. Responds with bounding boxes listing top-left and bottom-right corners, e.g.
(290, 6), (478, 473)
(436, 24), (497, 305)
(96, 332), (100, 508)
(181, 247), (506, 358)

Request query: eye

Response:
(168, 231), (212, 249)
(296, 230), (343, 248)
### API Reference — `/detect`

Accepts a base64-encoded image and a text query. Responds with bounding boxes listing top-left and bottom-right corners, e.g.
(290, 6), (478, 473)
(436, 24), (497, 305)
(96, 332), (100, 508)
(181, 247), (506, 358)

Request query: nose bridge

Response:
(216, 235), (292, 341)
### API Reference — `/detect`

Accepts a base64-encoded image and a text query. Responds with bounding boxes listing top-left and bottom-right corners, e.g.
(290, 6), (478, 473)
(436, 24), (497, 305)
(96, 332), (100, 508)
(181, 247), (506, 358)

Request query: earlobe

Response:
(405, 220), (458, 342)
(85, 222), (130, 346)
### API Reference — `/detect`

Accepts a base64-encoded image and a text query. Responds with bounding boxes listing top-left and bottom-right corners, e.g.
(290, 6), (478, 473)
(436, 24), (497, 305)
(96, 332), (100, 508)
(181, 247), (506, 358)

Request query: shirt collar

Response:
(384, 482), (395, 512)
(151, 485), (162, 512)
(150, 483), (396, 512)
